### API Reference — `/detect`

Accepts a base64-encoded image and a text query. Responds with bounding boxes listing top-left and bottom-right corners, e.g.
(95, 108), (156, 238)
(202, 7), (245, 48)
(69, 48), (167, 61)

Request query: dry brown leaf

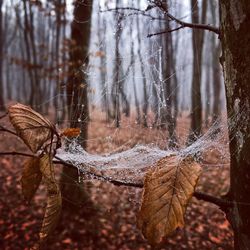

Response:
(137, 155), (201, 245)
(39, 154), (62, 242)
(39, 190), (62, 242)
(39, 154), (55, 184)
(8, 103), (54, 153)
(21, 157), (42, 202)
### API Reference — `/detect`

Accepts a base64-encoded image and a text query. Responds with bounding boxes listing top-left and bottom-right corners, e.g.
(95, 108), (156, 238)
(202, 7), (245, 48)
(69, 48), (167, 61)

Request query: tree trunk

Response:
(112, 1), (122, 128)
(219, 1), (250, 249)
(62, 0), (92, 209)
(0, 0), (5, 111)
(66, 0), (92, 147)
(210, 0), (222, 124)
(188, 0), (207, 143)
(135, 4), (148, 127)
(162, 0), (178, 148)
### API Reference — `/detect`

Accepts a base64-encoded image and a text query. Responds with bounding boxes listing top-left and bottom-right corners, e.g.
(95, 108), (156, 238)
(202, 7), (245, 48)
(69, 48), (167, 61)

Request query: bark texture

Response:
(66, 0), (92, 147)
(220, 1), (250, 249)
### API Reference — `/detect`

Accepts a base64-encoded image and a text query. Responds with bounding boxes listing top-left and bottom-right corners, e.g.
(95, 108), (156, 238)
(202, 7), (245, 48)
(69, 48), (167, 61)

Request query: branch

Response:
(0, 113), (8, 120)
(102, 6), (220, 35)
(0, 151), (34, 158)
(54, 156), (144, 188)
(0, 125), (17, 136)
(193, 191), (232, 210)
(150, 0), (220, 35)
(0, 151), (231, 209)
(54, 156), (231, 209)
(163, 11), (220, 35)
(101, 7), (167, 21)
(147, 26), (184, 37)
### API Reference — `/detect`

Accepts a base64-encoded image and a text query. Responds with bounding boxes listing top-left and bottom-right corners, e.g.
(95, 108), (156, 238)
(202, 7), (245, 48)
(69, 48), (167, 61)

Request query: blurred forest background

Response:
(0, 0), (225, 141)
(0, 0), (233, 249)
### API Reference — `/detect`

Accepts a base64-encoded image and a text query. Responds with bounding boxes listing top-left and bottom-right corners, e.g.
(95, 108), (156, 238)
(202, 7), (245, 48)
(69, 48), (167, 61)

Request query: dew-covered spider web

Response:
(5, 0), (240, 188)
(49, 0), (235, 187)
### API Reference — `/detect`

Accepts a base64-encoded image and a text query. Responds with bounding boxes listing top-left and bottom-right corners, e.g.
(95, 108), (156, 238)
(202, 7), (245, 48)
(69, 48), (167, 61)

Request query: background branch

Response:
(103, 6), (220, 35)
(0, 125), (17, 136)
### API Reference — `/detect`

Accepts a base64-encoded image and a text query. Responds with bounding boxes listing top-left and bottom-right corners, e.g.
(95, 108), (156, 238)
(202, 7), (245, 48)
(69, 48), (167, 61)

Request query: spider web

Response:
(40, 0), (233, 186)
(2, 0), (235, 189)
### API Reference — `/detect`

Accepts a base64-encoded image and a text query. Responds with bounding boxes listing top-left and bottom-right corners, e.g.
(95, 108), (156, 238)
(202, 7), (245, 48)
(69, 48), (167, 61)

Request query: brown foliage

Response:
(8, 103), (53, 153)
(138, 155), (201, 245)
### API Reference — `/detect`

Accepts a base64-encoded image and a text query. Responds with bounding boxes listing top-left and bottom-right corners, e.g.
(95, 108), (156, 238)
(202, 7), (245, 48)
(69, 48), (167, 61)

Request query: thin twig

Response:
(153, 1), (220, 35)
(0, 125), (17, 136)
(193, 191), (232, 209)
(147, 26), (184, 37)
(103, 6), (220, 35)
(0, 151), (34, 158)
(101, 7), (166, 21)
(0, 113), (8, 120)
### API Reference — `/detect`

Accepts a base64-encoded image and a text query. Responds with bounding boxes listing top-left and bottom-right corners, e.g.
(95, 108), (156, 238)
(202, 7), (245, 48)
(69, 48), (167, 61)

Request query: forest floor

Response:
(0, 109), (233, 250)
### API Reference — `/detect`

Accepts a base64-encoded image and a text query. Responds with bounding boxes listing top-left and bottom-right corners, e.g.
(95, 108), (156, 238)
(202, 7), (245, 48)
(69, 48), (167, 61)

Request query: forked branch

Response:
(103, 6), (220, 36)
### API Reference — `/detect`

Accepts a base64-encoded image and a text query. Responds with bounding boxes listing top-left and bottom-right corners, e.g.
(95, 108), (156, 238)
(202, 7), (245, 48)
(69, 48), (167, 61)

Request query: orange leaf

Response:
(61, 128), (80, 138)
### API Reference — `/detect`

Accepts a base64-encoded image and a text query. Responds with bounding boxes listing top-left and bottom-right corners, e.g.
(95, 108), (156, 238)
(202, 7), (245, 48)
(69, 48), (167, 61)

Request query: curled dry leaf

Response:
(39, 154), (62, 242)
(61, 127), (81, 138)
(39, 154), (55, 184)
(8, 103), (54, 153)
(39, 190), (62, 242)
(21, 157), (42, 202)
(137, 155), (201, 245)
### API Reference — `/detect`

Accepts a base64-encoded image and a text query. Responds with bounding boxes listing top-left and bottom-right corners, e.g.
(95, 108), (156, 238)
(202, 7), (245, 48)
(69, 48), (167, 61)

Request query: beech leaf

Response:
(39, 154), (62, 242)
(8, 103), (54, 153)
(39, 154), (56, 184)
(21, 157), (42, 202)
(39, 190), (62, 242)
(137, 155), (201, 245)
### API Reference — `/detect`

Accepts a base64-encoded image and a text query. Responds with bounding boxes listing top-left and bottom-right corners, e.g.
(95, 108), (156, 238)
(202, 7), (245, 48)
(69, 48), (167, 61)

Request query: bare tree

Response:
(112, 0), (122, 127)
(136, 3), (148, 127)
(188, 0), (207, 143)
(162, 0), (178, 148)
(210, 0), (221, 124)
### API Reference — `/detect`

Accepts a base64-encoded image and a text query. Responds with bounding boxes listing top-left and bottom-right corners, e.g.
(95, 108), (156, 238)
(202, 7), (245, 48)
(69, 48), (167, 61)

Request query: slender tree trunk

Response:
(220, 1), (250, 249)
(97, 11), (110, 121)
(210, 0), (221, 124)
(204, 68), (211, 127)
(136, 5), (148, 127)
(54, 0), (62, 123)
(188, 0), (207, 143)
(163, 0), (178, 148)
(27, 2), (41, 109)
(0, 0), (5, 111)
(212, 43), (221, 123)
(112, 1), (122, 128)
